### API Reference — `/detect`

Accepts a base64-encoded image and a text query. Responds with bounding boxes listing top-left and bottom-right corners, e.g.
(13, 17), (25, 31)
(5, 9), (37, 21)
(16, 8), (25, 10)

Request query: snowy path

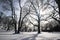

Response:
(0, 32), (60, 40)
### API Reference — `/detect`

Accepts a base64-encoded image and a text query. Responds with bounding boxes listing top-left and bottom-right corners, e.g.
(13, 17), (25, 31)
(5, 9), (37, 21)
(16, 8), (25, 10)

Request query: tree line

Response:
(0, 0), (60, 34)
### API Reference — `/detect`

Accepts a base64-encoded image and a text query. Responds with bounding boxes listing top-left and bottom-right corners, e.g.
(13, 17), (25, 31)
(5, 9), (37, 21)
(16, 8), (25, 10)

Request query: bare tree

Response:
(17, 0), (31, 33)
(0, 0), (18, 33)
(25, 0), (42, 33)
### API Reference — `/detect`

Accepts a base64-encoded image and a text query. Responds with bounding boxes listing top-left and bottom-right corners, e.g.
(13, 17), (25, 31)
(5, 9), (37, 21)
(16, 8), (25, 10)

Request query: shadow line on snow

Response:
(21, 33), (38, 40)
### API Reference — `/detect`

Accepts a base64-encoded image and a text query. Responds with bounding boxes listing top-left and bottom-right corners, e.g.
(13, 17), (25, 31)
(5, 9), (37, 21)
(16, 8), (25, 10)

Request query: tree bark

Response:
(14, 22), (18, 34)
(38, 15), (40, 33)
(55, 0), (60, 16)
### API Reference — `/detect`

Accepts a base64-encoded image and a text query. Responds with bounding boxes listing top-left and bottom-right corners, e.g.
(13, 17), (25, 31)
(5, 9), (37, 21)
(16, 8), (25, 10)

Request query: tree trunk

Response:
(18, 20), (23, 33)
(7, 24), (10, 31)
(55, 0), (60, 16)
(58, 5), (60, 18)
(38, 15), (40, 34)
(14, 22), (18, 34)
(17, 7), (22, 33)
(17, 20), (20, 33)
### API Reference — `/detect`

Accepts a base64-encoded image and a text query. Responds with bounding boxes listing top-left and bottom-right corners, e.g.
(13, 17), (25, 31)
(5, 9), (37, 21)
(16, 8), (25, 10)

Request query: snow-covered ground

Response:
(0, 31), (60, 40)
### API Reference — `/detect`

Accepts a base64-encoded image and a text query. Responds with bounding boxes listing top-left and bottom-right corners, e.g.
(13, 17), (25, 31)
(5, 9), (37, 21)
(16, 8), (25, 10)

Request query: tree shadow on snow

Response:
(21, 33), (38, 40)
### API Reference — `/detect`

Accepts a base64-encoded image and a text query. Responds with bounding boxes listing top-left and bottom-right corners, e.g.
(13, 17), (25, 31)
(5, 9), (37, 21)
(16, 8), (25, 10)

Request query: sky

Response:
(0, 0), (27, 21)
(14, 0), (27, 21)
(0, 0), (27, 16)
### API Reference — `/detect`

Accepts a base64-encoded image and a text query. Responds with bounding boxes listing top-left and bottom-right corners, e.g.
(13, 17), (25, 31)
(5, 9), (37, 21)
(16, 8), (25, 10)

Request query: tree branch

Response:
(29, 15), (38, 21)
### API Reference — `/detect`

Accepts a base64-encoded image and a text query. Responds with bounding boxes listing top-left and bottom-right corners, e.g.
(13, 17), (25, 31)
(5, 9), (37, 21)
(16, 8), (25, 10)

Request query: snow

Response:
(0, 31), (60, 40)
